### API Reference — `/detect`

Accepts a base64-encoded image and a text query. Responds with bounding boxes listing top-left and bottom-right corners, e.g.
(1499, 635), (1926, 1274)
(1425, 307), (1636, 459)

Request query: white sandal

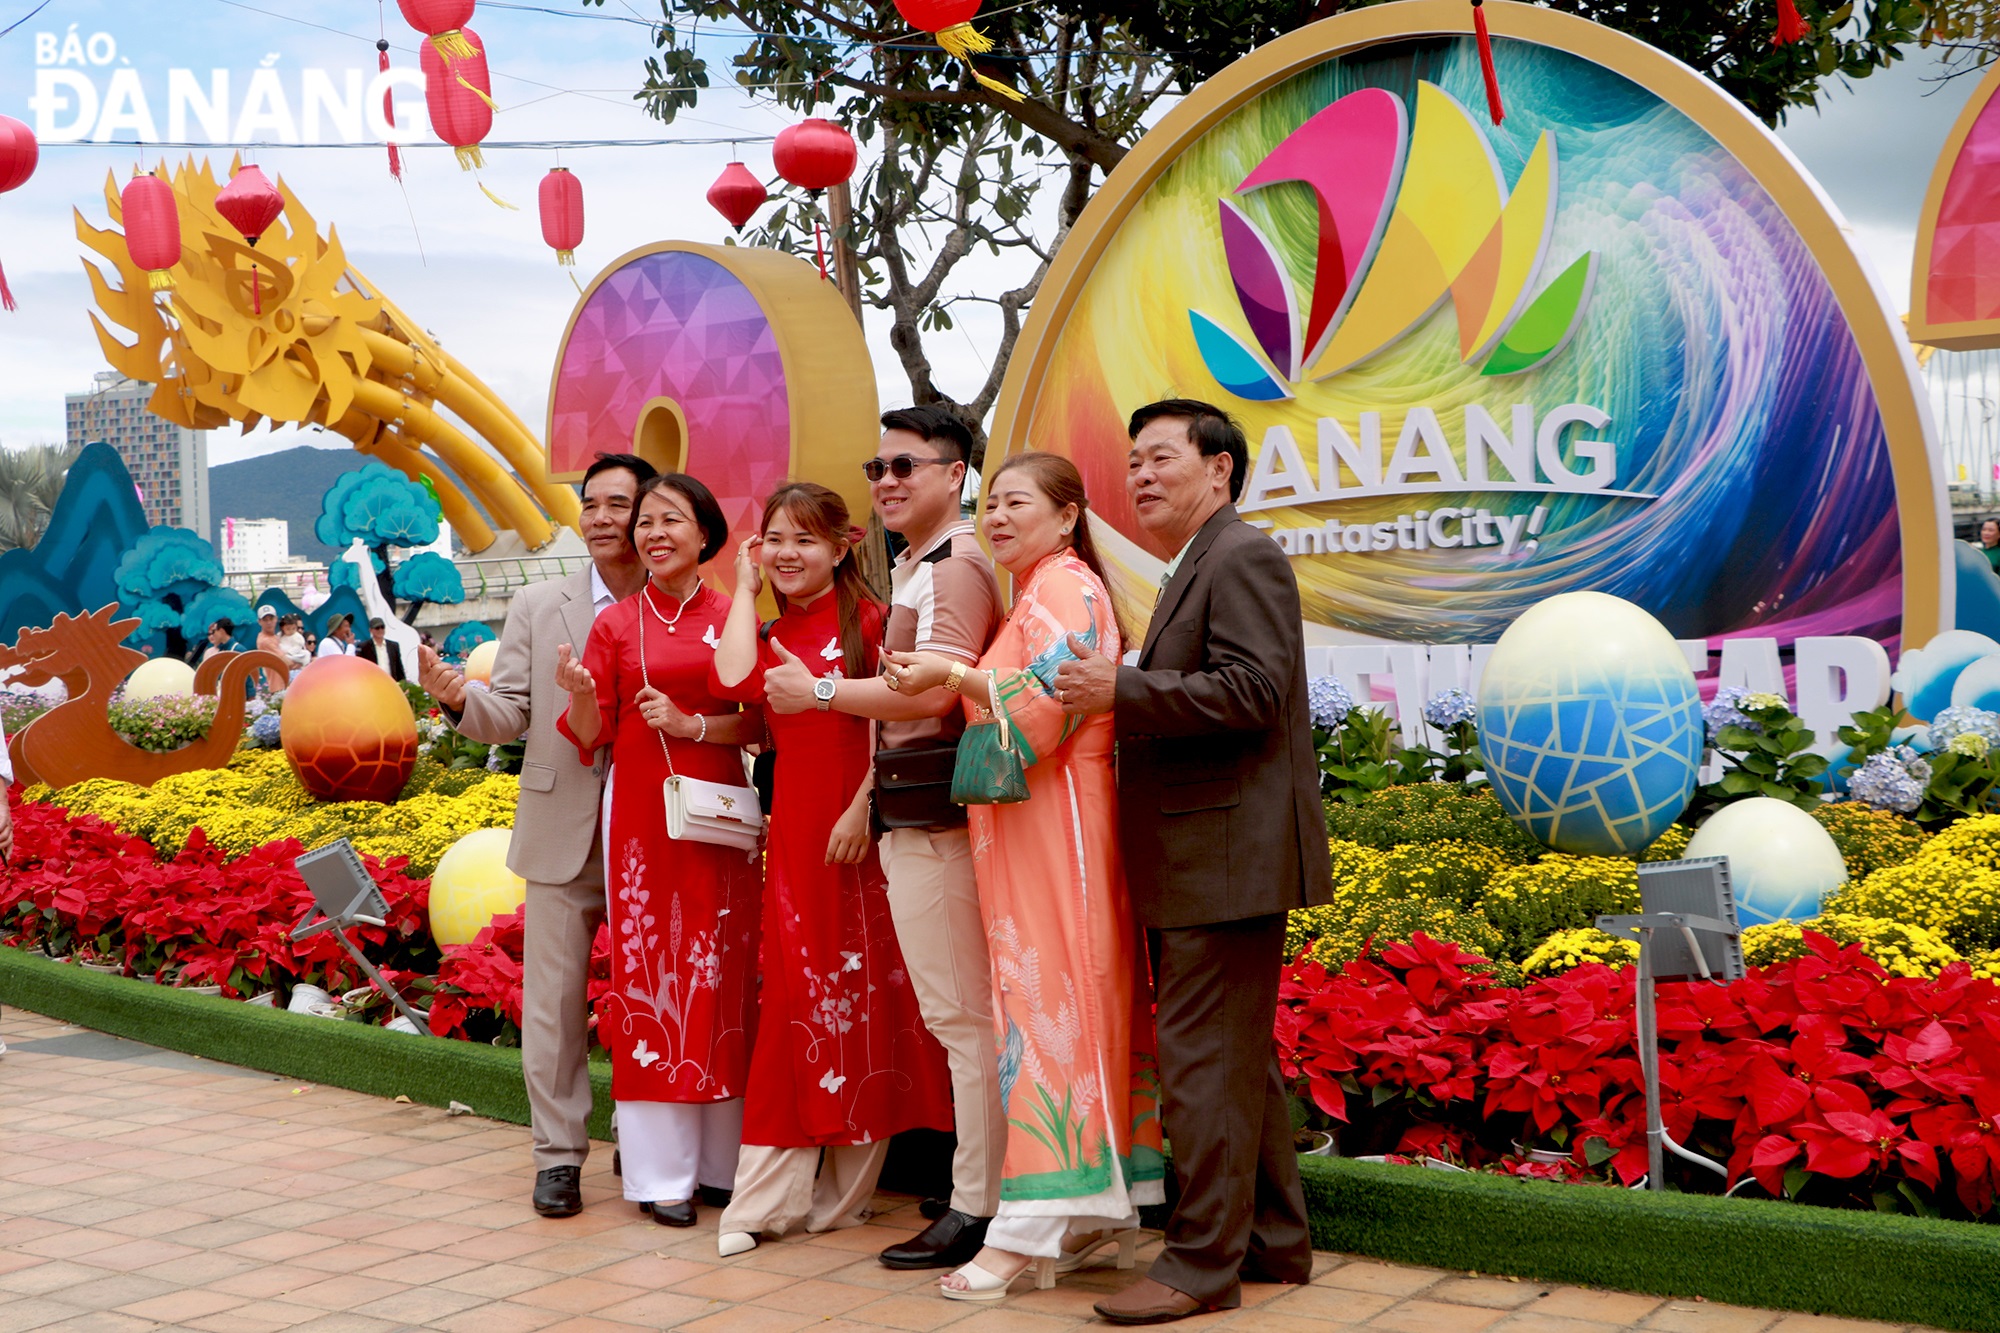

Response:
(938, 1253), (1056, 1302)
(1055, 1228), (1141, 1275)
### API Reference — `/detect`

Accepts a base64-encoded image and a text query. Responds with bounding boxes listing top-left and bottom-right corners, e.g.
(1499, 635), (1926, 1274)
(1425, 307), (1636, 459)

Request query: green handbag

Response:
(951, 672), (1031, 805)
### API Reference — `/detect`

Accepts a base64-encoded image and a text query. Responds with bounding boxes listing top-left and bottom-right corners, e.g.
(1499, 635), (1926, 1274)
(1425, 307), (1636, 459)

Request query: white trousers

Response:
(987, 1207), (1142, 1259)
(617, 1099), (744, 1204)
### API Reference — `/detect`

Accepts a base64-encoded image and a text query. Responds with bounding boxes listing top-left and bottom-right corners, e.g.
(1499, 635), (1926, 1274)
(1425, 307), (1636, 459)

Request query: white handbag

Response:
(638, 597), (764, 852)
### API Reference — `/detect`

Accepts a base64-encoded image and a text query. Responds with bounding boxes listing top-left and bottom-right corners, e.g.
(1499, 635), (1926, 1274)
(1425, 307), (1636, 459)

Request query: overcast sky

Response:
(0, 3), (1978, 465)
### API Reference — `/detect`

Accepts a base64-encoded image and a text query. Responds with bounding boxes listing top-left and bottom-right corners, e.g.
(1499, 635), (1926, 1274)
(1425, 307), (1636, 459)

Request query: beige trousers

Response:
(719, 1141), (889, 1237)
(522, 862), (606, 1172)
(878, 827), (1005, 1217)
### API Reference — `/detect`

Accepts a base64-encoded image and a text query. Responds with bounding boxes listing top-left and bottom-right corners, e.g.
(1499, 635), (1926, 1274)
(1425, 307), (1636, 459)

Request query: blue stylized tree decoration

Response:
(113, 526), (229, 660)
(443, 621), (495, 658)
(315, 462), (443, 606)
(392, 551), (465, 620)
(327, 549), (386, 594)
(179, 586), (258, 650)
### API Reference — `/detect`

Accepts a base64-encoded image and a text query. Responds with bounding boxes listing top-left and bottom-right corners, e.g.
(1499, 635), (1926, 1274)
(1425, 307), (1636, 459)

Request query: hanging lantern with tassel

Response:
(120, 170), (182, 292)
(398, 0), (479, 62)
(1772, 0), (1812, 44)
(774, 118), (859, 281)
(893, 0), (1022, 101)
(707, 161), (768, 233)
(539, 167), (584, 266)
(1469, 0), (1503, 126)
(422, 24), (495, 171)
(376, 39), (404, 180)
(215, 163), (285, 316)
(0, 114), (38, 312)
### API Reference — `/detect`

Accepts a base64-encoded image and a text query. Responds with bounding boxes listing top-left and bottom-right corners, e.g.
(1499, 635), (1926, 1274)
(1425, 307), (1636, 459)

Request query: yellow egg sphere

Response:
(125, 657), (197, 701)
(429, 828), (527, 947)
(463, 640), (500, 687)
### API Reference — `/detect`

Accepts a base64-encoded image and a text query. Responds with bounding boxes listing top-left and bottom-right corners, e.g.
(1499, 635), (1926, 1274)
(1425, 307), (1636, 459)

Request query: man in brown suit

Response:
(418, 454), (656, 1217)
(1057, 399), (1333, 1323)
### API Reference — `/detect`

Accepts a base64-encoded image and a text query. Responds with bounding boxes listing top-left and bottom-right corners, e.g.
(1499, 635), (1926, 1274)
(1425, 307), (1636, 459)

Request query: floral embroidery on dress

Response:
(610, 835), (734, 1088)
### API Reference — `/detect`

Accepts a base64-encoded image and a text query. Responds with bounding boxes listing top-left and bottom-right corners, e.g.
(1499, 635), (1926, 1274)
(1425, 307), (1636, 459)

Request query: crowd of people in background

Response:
(417, 397), (1332, 1323)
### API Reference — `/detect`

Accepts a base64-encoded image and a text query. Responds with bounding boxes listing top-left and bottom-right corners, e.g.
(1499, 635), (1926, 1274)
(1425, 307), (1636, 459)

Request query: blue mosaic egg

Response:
(1478, 593), (1703, 856)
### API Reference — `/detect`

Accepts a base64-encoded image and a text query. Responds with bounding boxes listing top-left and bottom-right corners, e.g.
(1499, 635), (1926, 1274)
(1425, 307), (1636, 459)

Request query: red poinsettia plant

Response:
(1277, 930), (2000, 1220)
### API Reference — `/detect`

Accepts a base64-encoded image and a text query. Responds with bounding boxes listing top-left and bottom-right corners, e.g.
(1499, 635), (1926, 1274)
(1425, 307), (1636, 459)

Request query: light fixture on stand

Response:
(293, 838), (433, 1035)
(1596, 856), (1745, 1192)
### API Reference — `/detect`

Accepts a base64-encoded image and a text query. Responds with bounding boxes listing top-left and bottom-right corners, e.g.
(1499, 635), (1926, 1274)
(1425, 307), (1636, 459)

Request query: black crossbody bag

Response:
(872, 740), (967, 830)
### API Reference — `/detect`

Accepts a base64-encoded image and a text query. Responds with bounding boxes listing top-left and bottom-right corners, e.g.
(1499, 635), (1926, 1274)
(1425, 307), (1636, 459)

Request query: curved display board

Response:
(989, 0), (1945, 652)
(1911, 59), (2000, 351)
(546, 242), (878, 576)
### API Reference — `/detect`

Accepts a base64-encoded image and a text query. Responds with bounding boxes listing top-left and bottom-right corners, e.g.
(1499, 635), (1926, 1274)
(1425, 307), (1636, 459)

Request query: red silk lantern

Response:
(893, 0), (1020, 100)
(216, 164), (284, 245)
(422, 25), (495, 171)
(706, 162), (767, 233)
(398, 0), (479, 62)
(539, 168), (584, 266)
(773, 119), (858, 195)
(0, 114), (38, 312)
(216, 164), (284, 315)
(120, 171), (181, 292)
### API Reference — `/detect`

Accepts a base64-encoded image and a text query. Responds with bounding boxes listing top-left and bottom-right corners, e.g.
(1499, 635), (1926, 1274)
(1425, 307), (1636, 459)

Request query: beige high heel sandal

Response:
(1055, 1228), (1142, 1275)
(938, 1253), (1059, 1301)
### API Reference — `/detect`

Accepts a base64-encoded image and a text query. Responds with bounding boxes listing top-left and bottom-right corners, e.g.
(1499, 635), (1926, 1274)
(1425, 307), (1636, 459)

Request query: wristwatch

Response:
(944, 662), (968, 694)
(814, 677), (837, 712)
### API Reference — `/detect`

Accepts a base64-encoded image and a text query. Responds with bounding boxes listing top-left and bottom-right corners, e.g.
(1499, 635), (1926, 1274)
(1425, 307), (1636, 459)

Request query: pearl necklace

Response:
(644, 580), (701, 634)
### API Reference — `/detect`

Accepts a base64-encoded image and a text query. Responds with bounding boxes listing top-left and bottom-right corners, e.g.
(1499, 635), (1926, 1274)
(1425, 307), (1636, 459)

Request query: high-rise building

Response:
(64, 373), (211, 537)
(218, 517), (290, 575)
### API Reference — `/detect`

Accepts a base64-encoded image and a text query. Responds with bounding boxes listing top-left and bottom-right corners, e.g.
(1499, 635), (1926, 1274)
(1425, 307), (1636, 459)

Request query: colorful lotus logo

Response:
(1193, 83), (1596, 402)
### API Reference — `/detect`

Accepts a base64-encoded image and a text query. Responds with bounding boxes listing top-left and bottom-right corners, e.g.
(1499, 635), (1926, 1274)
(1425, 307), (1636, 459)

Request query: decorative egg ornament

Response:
(429, 828), (526, 947)
(1685, 797), (1847, 926)
(281, 656), (419, 803)
(463, 639), (500, 686)
(125, 657), (197, 701)
(1477, 592), (1703, 856)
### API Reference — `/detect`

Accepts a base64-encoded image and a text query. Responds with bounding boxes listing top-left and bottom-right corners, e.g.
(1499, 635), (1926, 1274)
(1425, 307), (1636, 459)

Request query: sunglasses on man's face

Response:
(863, 454), (955, 482)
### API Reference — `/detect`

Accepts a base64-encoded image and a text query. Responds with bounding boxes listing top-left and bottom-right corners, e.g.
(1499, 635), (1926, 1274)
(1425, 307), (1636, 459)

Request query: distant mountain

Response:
(209, 446), (368, 562)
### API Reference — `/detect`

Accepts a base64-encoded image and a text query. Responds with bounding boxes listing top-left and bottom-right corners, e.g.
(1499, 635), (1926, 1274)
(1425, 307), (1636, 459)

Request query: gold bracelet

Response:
(944, 661), (968, 694)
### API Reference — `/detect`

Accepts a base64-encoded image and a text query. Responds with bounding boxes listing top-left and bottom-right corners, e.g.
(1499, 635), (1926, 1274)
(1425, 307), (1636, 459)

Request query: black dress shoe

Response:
(612, 1148), (622, 1177)
(918, 1197), (950, 1221)
(650, 1199), (697, 1227)
(696, 1184), (733, 1209)
(878, 1209), (990, 1269)
(533, 1166), (582, 1217)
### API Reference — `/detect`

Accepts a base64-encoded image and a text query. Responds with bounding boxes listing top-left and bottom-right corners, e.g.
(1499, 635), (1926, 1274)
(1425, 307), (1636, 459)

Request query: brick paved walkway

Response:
(0, 1007), (1945, 1333)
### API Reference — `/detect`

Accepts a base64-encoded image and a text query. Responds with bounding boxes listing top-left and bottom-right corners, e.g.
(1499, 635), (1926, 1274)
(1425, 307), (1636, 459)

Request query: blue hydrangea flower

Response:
(1422, 687), (1478, 730)
(1928, 705), (2000, 750)
(1847, 751), (1925, 814)
(1306, 676), (1353, 730)
(249, 711), (283, 748)
(1702, 687), (1761, 744)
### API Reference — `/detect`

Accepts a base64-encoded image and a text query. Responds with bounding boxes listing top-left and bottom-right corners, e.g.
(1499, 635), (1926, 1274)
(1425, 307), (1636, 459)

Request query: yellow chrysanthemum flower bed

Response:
(1740, 914), (1964, 979)
(1822, 854), (2000, 954)
(1520, 928), (1640, 978)
(30, 748), (517, 876)
(1482, 855), (1643, 959)
(1811, 802), (1929, 880)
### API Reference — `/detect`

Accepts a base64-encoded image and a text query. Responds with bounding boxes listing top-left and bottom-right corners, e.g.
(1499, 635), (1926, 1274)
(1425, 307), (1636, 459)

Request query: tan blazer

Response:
(452, 569), (606, 886)
(1114, 505), (1334, 929)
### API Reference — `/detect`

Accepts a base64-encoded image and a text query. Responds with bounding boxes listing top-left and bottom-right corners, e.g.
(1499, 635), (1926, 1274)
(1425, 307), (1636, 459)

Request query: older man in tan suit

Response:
(419, 453), (655, 1217)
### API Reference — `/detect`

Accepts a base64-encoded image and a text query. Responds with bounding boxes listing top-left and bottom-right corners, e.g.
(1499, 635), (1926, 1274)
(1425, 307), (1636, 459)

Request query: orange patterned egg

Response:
(281, 656), (419, 803)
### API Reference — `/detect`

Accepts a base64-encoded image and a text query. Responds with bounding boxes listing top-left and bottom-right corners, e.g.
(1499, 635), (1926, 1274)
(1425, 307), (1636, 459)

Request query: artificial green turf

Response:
(1301, 1155), (2000, 1333)
(0, 947), (613, 1138)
